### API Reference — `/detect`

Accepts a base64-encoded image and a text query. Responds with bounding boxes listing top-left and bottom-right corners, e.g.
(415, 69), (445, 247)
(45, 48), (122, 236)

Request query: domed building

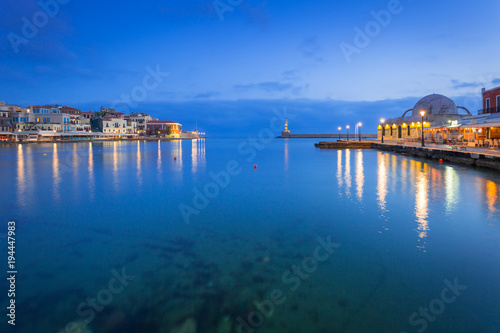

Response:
(378, 94), (471, 142)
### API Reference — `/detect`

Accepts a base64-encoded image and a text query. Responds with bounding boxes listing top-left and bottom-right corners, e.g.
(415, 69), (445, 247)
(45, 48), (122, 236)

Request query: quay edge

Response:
(315, 141), (500, 170)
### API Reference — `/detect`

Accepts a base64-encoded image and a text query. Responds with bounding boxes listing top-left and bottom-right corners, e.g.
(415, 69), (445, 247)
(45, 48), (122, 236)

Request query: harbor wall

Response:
(373, 143), (500, 170)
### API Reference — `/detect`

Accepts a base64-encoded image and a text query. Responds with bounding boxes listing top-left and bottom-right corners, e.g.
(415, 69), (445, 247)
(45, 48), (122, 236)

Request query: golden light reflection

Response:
(53, 143), (60, 202)
(444, 167), (459, 215)
(88, 142), (95, 199)
(377, 152), (388, 213)
(415, 169), (429, 251)
(157, 140), (162, 181)
(486, 181), (498, 217)
(356, 150), (364, 202)
(401, 158), (408, 194)
(113, 141), (119, 191)
(284, 140), (289, 171)
(16, 144), (26, 208)
(136, 140), (142, 187)
(73, 143), (79, 184)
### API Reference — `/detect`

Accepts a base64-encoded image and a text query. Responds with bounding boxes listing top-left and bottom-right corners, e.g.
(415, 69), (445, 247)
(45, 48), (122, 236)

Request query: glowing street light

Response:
(420, 110), (426, 147)
(338, 126), (341, 140)
(357, 122), (362, 142)
(346, 125), (350, 141)
(380, 118), (385, 143)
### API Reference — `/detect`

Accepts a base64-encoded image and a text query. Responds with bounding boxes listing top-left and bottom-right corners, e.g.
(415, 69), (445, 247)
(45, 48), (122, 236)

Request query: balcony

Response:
(478, 107), (500, 115)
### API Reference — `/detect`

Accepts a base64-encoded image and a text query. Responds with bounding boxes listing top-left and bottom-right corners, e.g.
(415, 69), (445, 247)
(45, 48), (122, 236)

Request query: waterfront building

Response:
(128, 112), (153, 134)
(378, 94), (471, 143)
(0, 109), (9, 133)
(91, 117), (138, 136)
(61, 106), (81, 115)
(81, 111), (95, 120)
(481, 86), (500, 114)
(9, 106), (72, 133)
(146, 120), (182, 137)
(70, 114), (91, 132)
(380, 90), (500, 147)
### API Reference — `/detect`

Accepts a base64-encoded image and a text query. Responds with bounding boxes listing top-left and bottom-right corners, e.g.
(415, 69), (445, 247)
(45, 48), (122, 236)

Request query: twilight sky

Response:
(1, 0), (500, 136)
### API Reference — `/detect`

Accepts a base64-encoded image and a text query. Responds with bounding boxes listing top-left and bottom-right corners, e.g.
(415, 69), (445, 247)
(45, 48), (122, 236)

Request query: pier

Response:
(315, 140), (500, 170)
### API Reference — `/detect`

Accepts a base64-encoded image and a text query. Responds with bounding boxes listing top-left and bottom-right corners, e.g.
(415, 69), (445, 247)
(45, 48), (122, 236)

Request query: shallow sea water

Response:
(1, 138), (500, 333)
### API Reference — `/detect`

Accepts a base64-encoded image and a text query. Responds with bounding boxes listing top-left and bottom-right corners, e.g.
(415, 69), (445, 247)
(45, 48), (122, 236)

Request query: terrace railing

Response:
(478, 107), (500, 115)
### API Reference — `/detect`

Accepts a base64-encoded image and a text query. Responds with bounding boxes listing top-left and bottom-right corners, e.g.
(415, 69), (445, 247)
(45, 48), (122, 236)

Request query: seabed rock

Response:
(170, 318), (197, 333)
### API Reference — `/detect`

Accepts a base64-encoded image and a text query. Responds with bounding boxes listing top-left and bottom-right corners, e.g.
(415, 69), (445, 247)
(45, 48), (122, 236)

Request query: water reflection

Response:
(337, 150), (343, 191)
(415, 165), (429, 251)
(113, 141), (119, 191)
(356, 150), (364, 203)
(136, 141), (142, 187)
(191, 139), (206, 174)
(486, 181), (498, 218)
(53, 143), (61, 202)
(445, 167), (459, 215)
(157, 140), (162, 182)
(73, 143), (79, 186)
(284, 140), (289, 171)
(89, 142), (95, 199)
(345, 149), (352, 197)
(16, 144), (26, 208)
(377, 152), (388, 214)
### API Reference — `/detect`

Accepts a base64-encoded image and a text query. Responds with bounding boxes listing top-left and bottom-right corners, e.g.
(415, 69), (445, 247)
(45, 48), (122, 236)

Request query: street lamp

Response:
(357, 122), (362, 141)
(420, 110), (426, 147)
(380, 118), (385, 143)
(346, 125), (350, 141)
(338, 127), (341, 140)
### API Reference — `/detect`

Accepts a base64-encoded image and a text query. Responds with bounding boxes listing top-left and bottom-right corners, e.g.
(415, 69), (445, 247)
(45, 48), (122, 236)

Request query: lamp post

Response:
(380, 118), (385, 143)
(338, 127), (341, 140)
(346, 125), (350, 141)
(420, 110), (426, 147)
(357, 122), (362, 141)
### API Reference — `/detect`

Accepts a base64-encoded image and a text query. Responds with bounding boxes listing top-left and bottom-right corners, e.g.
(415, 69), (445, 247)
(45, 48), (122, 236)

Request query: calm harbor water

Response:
(1, 138), (500, 333)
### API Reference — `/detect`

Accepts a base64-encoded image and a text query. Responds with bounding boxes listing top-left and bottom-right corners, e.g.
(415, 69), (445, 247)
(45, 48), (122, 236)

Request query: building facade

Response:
(128, 113), (153, 134)
(480, 86), (500, 114)
(378, 94), (471, 142)
(146, 120), (182, 137)
(91, 117), (137, 135)
(61, 106), (81, 115)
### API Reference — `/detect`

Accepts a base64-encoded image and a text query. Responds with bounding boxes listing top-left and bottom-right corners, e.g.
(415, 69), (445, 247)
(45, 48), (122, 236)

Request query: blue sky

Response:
(1, 0), (499, 136)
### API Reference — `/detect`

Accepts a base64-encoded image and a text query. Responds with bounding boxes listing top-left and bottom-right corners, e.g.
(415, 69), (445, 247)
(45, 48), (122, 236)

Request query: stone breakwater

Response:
(314, 141), (374, 149)
(373, 143), (500, 170)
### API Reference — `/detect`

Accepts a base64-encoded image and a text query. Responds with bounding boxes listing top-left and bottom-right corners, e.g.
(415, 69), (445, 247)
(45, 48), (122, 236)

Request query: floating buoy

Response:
(43, 154), (47, 156)
(439, 159), (444, 163)
(174, 157), (177, 161)
(253, 164), (257, 169)
(99, 150), (101, 152)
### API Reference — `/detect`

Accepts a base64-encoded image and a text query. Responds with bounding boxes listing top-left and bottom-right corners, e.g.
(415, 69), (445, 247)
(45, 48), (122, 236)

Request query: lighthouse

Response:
(281, 118), (291, 137)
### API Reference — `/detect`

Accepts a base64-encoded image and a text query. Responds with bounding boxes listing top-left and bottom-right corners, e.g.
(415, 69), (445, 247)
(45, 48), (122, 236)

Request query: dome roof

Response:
(411, 94), (458, 117)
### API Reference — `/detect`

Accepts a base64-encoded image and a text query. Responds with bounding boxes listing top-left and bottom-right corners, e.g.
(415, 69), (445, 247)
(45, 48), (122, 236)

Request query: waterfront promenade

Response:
(316, 139), (500, 170)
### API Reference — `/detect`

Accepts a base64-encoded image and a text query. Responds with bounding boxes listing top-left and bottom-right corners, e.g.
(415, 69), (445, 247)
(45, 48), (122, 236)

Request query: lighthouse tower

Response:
(281, 118), (291, 137)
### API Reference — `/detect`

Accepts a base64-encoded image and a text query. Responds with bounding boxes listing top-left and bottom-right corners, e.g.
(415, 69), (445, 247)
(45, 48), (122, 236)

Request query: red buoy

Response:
(174, 157), (177, 161)
(254, 164), (257, 169)
(439, 159), (443, 163)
